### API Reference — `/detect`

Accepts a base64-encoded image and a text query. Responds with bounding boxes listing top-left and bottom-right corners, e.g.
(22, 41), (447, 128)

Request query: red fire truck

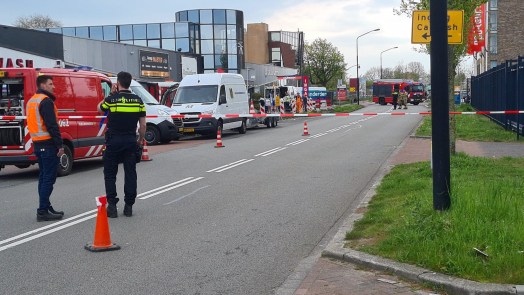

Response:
(0, 68), (111, 176)
(372, 79), (427, 105)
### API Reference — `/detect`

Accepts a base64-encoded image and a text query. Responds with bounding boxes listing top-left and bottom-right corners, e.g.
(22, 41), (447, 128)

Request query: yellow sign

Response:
(411, 10), (464, 44)
(349, 87), (356, 93)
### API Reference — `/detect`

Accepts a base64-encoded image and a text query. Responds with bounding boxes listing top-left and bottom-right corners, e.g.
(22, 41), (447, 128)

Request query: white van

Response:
(171, 73), (249, 136)
(109, 77), (181, 145)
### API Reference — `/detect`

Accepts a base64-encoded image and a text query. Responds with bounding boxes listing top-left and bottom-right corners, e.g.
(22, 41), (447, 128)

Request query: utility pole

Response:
(430, 0), (451, 210)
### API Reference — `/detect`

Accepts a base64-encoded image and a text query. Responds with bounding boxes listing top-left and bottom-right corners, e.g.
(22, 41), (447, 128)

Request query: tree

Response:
(13, 14), (62, 29)
(364, 66), (381, 81)
(395, 0), (486, 154)
(303, 38), (347, 89)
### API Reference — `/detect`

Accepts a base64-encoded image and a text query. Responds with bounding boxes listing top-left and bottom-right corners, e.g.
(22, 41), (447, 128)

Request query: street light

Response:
(356, 28), (380, 104)
(380, 46), (398, 79)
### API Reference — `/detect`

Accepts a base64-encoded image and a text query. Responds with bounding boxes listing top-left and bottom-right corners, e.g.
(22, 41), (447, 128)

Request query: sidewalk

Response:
(293, 136), (524, 295)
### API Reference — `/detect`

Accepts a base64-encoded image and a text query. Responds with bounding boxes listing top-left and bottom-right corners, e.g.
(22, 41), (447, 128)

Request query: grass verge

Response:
(346, 153), (524, 284)
(416, 104), (523, 142)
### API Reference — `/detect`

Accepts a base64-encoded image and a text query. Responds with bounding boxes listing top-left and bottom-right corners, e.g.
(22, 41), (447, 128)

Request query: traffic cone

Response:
(85, 196), (121, 252)
(215, 128), (225, 148)
(141, 140), (152, 161)
(260, 103), (266, 115)
(302, 121), (310, 136)
(249, 100), (255, 114)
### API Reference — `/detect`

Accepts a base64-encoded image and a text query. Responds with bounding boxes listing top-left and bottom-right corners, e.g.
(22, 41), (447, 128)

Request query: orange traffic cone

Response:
(85, 196), (120, 252)
(302, 121), (310, 136)
(141, 140), (152, 161)
(215, 128), (225, 148)
(249, 100), (255, 114)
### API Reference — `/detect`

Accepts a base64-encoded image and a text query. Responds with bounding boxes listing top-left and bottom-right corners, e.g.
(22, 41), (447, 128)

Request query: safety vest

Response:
(26, 93), (58, 142)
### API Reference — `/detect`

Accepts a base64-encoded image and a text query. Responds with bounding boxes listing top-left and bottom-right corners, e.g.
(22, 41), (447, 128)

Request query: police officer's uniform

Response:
(100, 89), (145, 209)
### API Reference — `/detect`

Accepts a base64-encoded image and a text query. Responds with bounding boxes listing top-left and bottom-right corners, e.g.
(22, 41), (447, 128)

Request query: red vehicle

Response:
(372, 79), (426, 105)
(0, 68), (111, 176)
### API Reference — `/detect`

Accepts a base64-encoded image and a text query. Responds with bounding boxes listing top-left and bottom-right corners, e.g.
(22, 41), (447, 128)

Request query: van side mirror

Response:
(219, 94), (227, 105)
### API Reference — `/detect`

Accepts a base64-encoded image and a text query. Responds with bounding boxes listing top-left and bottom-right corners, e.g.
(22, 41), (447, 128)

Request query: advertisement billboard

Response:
(140, 50), (169, 78)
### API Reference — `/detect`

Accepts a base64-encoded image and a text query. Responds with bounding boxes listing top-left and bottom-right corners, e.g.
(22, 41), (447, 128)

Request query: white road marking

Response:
(139, 177), (205, 200)
(163, 185), (210, 205)
(259, 147), (287, 157)
(212, 159), (255, 173)
(254, 147), (282, 157)
(286, 139), (309, 146)
(206, 159), (251, 172)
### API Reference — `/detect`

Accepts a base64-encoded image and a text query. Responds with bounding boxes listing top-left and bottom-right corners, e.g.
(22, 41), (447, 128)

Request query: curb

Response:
(320, 129), (523, 295)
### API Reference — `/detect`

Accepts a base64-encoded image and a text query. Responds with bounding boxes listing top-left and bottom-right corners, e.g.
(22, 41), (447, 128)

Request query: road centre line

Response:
(0, 214), (97, 253)
(138, 177), (194, 198)
(286, 139), (310, 146)
(213, 159), (255, 173)
(163, 185), (210, 205)
(259, 147), (287, 157)
(206, 159), (251, 172)
(0, 209), (97, 247)
(309, 133), (327, 138)
(254, 147), (282, 157)
(139, 177), (205, 200)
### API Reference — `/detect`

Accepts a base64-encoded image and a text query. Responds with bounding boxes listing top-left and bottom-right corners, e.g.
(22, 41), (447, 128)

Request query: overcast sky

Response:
(2, 0), (449, 78)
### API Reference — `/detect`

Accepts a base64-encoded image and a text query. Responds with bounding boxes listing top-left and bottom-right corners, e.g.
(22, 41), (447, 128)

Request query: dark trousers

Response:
(34, 146), (59, 211)
(103, 134), (138, 206)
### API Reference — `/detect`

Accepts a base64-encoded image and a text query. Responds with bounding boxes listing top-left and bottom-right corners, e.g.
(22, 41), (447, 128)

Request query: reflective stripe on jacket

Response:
(27, 94), (58, 142)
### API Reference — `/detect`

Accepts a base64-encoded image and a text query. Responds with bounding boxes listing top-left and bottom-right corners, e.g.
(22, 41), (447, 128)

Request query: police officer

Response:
(392, 84), (399, 110)
(98, 72), (146, 218)
(27, 75), (65, 221)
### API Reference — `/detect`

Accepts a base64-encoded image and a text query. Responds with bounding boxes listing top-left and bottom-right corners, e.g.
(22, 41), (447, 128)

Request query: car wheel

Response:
(238, 119), (247, 134)
(15, 164), (31, 169)
(57, 145), (73, 177)
(145, 125), (160, 145)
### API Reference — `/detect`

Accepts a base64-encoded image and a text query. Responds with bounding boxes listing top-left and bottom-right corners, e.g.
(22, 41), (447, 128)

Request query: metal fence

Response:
(471, 56), (523, 137)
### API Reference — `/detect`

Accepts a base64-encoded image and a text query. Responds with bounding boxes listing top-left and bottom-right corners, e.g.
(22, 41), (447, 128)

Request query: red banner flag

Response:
(467, 4), (486, 55)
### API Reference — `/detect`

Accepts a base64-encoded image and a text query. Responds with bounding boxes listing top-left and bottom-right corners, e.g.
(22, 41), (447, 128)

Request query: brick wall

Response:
(494, 0), (524, 63)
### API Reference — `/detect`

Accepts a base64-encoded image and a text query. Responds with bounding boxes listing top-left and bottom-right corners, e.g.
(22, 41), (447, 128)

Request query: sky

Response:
(1, 0), (453, 79)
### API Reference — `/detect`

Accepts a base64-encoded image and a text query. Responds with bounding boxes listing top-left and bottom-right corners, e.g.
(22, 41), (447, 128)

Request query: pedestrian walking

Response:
(98, 71), (146, 218)
(27, 75), (65, 221)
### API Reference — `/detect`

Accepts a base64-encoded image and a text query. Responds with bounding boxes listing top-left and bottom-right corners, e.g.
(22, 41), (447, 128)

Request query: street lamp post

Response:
(356, 28), (380, 105)
(380, 46), (398, 79)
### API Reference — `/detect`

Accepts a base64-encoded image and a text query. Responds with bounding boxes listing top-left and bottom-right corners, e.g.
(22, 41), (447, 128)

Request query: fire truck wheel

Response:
(145, 126), (160, 145)
(57, 145), (73, 177)
(270, 118), (276, 128)
(413, 102), (419, 105)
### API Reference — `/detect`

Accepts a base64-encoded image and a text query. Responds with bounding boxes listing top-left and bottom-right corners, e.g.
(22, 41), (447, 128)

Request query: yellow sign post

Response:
(411, 10), (464, 44)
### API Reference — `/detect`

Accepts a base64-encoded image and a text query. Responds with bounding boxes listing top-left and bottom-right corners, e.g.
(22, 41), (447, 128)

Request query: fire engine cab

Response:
(372, 79), (427, 106)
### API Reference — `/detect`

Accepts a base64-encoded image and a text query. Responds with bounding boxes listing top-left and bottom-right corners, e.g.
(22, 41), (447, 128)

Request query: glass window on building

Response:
(204, 69), (215, 74)
(215, 54), (228, 69)
(76, 27), (89, 38)
(227, 40), (237, 54)
(134, 40), (147, 46)
(490, 60), (498, 68)
(201, 40), (214, 54)
(188, 10), (199, 23)
(194, 39), (200, 54)
(120, 40), (133, 45)
(214, 39), (227, 55)
(161, 23), (174, 38)
(213, 9), (226, 24)
(228, 55), (237, 69)
(200, 25), (213, 39)
(489, 33), (497, 54)
(133, 24), (146, 39)
(489, 0), (497, 9)
(226, 10), (237, 25)
(270, 32), (281, 42)
(148, 39), (160, 48)
(214, 25), (226, 39)
(271, 48), (281, 64)
(48, 28), (62, 34)
(175, 23), (189, 38)
(178, 11), (188, 22)
(147, 23), (160, 39)
(227, 25), (236, 39)
(200, 10), (213, 24)
(103, 26), (117, 41)
(120, 25), (133, 40)
(489, 11), (497, 31)
(90, 26), (103, 40)
(162, 39), (175, 50)
(176, 38), (189, 52)
(203, 55), (214, 69)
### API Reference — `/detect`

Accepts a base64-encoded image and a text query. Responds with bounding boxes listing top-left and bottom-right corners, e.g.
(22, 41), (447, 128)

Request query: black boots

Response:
(123, 204), (132, 217)
(48, 206), (64, 216)
(37, 209), (63, 222)
(107, 203), (118, 218)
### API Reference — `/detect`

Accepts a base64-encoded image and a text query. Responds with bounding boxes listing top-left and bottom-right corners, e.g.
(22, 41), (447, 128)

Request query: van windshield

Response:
(174, 85), (218, 104)
(130, 85), (159, 105)
(412, 85), (424, 92)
